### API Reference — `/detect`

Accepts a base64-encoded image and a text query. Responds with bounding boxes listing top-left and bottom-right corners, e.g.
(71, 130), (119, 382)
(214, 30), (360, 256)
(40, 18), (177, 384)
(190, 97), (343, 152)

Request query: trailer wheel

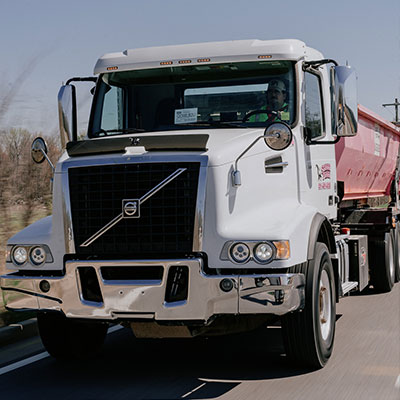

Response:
(370, 233), (395, 292)
(394, 224), (400, 282)
(281, 242), (336, 369)
(37, 312), (108, 360)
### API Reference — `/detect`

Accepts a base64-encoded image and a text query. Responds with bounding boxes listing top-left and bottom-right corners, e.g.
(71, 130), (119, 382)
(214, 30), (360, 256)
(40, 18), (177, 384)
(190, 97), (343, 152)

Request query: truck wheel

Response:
(370, 233), (395, 292)
(37, 312), (108, 359)
(394, 224), (400, 282)
(281, 242), (336, 369)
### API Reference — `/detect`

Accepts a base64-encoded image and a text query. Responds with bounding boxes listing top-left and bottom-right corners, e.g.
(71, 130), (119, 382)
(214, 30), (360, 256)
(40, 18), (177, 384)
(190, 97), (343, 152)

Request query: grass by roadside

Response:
(0, 205), (50, 327)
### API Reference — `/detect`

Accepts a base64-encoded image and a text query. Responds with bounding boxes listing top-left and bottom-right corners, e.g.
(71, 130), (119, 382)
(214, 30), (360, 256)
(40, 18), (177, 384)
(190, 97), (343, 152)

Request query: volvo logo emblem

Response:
(122, 199), (140, 218)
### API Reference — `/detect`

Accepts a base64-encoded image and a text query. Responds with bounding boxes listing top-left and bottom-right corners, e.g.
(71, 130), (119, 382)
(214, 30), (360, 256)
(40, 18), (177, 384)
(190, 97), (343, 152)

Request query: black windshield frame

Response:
(88, 60), (296, 138)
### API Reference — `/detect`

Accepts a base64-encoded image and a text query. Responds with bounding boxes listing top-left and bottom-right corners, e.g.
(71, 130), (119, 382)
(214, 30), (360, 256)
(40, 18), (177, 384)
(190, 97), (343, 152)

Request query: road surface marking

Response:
(0, 324), (123, 376)
(0, 352), (49, 376)
(395, 375), (400, 389)
(182, 382), (206, 398)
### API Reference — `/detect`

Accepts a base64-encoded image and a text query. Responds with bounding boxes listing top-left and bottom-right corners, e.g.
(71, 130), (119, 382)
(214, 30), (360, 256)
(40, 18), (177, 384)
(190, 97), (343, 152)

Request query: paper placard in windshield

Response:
(175, 108), (198, 124)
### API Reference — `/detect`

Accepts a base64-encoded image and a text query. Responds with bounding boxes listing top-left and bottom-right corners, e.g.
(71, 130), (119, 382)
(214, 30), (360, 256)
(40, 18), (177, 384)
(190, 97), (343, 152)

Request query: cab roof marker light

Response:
(178, 59), (192, 64)
(160, 61), (173, 65)
(258, 55), (272, 59)
(107, 66), (118, 71)
(197, 58), (211, 63)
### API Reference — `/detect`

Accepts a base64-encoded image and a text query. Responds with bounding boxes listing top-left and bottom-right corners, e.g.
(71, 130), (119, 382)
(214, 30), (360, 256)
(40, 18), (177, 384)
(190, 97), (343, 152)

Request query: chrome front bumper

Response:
(1, 258), (305, 321)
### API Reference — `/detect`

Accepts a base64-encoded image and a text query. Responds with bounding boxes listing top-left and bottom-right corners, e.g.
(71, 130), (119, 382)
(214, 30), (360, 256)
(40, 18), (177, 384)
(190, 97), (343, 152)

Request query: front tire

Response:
(282, 242), (336, 369)
(37, 312), (108, 360)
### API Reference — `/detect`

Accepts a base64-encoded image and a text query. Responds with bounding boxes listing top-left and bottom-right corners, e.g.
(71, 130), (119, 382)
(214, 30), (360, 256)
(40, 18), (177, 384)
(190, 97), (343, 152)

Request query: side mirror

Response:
(331, 66), (358, 137)
(31, 137), (48, 164)
(58, 84), (77, 148)
(31, 137), (55, 172)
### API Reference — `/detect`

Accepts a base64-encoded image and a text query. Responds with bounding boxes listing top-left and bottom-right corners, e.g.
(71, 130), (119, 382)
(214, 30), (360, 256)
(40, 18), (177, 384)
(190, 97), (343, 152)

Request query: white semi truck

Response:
(1, 39), (399, 369)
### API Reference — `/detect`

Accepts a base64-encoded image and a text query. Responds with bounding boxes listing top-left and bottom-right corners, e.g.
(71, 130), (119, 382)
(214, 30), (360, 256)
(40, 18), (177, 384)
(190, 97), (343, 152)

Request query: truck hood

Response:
(59, 128), (271, 169)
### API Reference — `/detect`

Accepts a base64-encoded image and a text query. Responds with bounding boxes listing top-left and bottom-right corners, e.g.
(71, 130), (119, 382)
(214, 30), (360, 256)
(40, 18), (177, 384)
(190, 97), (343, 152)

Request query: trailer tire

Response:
(394, 224), (400, 282)
(37, 312), (108, 360)
(281, 242), (336, 369)
(370, 233), (395, 292)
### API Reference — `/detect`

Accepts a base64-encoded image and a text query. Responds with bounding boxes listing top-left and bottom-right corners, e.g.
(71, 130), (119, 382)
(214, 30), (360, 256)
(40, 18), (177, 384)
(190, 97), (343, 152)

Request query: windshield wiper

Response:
(176, 121), (244, 129)
(94, 128), (146, 136)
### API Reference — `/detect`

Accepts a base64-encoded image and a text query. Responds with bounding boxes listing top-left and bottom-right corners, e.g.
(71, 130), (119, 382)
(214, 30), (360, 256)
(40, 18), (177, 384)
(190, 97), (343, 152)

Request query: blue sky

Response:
(0, 0), (399, 134)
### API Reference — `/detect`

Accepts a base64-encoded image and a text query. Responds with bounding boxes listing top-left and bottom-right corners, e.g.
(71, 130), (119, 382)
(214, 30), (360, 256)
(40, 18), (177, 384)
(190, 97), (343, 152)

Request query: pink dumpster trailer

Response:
(336, 105), (400, 200)
(335, 104), (400, 293)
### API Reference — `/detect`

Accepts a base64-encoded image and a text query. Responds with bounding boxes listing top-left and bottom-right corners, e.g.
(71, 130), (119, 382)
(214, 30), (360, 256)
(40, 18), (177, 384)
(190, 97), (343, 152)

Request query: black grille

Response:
(68, 162), (200, 256)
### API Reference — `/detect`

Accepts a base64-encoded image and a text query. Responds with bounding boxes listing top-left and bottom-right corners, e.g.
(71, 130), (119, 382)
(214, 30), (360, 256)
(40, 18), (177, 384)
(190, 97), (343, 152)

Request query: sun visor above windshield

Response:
(66, 135), (209, 157)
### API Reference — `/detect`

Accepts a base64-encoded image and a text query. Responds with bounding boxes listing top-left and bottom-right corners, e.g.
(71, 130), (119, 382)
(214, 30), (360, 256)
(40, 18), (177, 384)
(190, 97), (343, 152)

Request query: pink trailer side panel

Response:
(335, 105), (400, 200)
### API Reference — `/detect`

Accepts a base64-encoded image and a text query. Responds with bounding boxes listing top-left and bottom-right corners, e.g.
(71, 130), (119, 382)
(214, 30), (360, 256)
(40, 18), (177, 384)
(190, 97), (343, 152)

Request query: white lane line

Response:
(0, 324), (124, 376)
(395, 375), (400, 389)
(181, 382), (206, 398)
(0, 352), (49, 376)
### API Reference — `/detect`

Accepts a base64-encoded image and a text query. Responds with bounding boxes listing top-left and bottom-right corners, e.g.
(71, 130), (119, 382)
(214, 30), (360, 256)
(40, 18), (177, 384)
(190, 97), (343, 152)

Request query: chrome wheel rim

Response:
(319, 269), (332, 341)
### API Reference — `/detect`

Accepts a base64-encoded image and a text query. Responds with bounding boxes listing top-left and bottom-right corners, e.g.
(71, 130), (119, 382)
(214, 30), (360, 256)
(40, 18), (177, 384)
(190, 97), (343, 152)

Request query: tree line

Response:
(0, 128), (61, 247)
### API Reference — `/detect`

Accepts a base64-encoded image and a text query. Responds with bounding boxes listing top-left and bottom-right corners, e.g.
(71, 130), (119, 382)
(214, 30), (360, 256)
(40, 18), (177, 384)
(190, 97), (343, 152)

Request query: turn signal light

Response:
(273, 240), (290, 259)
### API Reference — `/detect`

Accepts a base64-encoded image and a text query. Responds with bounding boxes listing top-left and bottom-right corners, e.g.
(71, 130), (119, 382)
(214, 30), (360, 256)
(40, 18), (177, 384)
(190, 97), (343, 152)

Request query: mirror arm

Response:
(306, 136), (341, 146)
(304, 127), (341, 146)
(66, 77), (97, 85)
(303, 59), (338, 72)
(40, 149), (55, 173)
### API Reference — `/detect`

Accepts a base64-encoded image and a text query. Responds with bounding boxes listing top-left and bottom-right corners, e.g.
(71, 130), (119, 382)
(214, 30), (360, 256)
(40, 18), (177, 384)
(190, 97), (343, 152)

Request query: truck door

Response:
(301, 69), (337, 219)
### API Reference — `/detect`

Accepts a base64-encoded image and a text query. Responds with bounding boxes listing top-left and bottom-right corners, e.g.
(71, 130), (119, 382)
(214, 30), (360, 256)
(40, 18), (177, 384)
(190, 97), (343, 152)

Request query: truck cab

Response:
(2, 39), (378, 369)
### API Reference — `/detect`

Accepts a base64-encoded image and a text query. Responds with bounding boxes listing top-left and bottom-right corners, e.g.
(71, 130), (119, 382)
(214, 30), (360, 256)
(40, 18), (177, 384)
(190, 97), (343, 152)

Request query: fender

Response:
(307, 213), (336, 260)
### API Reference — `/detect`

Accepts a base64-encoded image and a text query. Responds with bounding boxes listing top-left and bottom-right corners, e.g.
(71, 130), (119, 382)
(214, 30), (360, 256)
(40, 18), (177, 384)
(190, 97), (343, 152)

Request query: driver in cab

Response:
(248, 79), (290, 123)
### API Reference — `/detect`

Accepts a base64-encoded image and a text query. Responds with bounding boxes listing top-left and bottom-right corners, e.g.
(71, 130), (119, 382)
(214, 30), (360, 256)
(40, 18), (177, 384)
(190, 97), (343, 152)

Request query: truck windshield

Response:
(89, 60), (296, 137)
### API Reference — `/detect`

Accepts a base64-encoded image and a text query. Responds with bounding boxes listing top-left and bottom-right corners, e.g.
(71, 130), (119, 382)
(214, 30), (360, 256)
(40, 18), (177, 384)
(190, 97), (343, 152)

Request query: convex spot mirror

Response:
(264, 122), (293, 150)
(332, 65), (358, 137)
(31, 137), (48, 164)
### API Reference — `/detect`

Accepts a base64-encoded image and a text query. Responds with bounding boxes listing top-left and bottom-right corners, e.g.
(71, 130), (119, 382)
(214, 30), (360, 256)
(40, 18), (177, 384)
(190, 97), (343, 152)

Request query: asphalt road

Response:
(0, 284), (399, 400)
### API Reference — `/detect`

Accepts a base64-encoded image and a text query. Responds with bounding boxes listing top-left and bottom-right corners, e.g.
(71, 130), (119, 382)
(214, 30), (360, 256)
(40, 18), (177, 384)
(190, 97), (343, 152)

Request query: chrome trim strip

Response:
(61, 169), (75, 253)
(81, 214), (124, 247)
(80, 167), (187, 247)
(193, 160), (208, 251)
(139, 167), (187, 203)
(1, 287), (63, 304)
(265, 161), (288, 168)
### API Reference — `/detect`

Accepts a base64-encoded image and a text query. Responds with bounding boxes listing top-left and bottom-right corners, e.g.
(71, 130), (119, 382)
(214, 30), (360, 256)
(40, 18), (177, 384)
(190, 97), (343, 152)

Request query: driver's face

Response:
(267, 89), (286, 111)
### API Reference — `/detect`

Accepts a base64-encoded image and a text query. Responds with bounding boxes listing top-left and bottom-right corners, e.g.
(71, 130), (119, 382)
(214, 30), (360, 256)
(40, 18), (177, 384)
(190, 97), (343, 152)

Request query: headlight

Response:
(8, 244), (54, 267)
(30, 246), (46, 266)
(253, 242), (274, 263)
(264, 122), (293, 150)
(230, 242), (250, 263)
(12, 246), (28, 265)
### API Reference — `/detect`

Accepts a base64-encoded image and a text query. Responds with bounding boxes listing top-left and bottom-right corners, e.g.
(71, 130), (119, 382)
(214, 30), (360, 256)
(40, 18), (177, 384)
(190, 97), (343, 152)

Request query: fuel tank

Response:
(335, 105), (400, 200)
